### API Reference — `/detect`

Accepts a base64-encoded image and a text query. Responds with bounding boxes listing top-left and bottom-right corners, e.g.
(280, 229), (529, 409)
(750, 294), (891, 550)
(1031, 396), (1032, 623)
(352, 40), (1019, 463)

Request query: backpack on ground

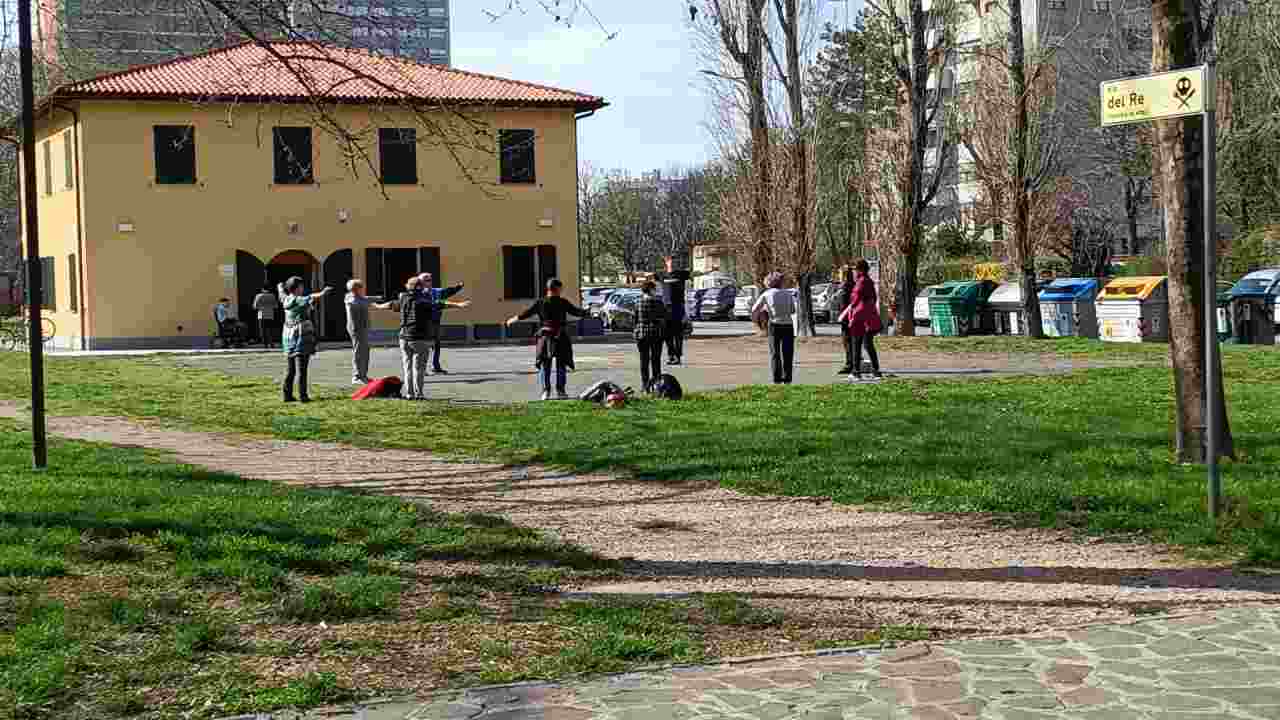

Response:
(579, 380), (624, 403)
(352, 377), (403, 400)
(652, 373), (683, 400)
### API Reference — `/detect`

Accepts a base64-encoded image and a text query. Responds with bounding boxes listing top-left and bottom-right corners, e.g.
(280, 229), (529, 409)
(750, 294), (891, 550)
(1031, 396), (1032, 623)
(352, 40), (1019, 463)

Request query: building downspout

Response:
(53, 102), (86, 350)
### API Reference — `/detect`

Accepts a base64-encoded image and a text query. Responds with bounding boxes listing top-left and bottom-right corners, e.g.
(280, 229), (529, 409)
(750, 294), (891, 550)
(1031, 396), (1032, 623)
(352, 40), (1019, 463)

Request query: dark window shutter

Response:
(40, 257), (55, 311)
(379, 128), (418, 185)
(418, 247), (441, 287)
(68, 254), (77, 312)
(537, 245), (557, 289)
(273, 127), (313, 184)
(365, 248), (385, 298)
(499, 129), (536, 184)
(502, 245), (516, 300)
(154, 125), (196, 184)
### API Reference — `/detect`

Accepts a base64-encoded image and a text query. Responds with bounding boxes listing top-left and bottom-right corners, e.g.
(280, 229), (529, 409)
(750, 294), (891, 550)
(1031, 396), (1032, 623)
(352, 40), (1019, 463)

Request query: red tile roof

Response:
(52, 41), (607, 112)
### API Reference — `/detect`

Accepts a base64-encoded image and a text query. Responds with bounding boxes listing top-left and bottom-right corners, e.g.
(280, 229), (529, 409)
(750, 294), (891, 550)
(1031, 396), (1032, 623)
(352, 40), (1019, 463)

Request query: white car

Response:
(733, 285), (760, 319)
(581, 286), (619, 317)
(811, 283), (833, 323)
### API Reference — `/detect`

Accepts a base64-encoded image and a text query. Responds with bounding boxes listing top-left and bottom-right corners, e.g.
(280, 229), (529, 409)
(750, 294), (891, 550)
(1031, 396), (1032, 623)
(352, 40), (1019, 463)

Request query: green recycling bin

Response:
(928, 280), (998, 337)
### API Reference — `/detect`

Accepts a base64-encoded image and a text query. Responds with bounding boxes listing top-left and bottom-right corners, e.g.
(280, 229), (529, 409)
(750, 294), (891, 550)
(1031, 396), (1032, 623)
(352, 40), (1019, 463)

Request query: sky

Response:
(450, 1), (861, 176)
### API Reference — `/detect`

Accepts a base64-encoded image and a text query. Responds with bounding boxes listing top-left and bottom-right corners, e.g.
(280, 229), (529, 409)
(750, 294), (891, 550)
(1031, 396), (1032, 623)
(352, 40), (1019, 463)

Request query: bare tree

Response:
(694, 0), (773, 283)
(578, 162), (608, 283)
(957, 8), (1073, 337)
(862, 0), (963, 335)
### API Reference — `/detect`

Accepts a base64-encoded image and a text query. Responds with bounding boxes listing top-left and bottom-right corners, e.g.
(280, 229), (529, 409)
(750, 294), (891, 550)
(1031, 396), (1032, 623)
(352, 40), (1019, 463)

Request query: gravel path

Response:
(6, 406), (1277, 636)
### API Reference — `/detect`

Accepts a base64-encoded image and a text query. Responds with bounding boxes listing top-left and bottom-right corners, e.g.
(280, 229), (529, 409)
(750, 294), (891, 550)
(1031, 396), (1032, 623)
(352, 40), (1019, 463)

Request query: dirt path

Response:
(6, 406), (1277, 636)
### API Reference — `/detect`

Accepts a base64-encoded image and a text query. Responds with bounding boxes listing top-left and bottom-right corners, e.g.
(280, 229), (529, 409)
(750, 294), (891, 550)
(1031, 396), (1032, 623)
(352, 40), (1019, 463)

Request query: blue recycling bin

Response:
(1038, 278), (1100, 338)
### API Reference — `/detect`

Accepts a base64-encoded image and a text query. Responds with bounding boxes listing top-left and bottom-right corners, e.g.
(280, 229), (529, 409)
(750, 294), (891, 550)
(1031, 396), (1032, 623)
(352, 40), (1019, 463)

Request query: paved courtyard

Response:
(239, 606), (1280, 720)
(171, 322), (1130, 404)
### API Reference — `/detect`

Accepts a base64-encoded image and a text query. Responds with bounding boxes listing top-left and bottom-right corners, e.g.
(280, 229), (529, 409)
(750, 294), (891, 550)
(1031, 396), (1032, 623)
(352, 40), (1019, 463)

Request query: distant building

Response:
(35, 0), (451, 79)
(335, 0), (451, 66)
(911, 0), (1158, 256)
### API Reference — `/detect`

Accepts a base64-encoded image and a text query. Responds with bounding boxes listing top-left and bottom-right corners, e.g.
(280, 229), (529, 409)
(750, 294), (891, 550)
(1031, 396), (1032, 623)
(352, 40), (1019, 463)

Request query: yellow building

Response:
(21, 41), (606, 350)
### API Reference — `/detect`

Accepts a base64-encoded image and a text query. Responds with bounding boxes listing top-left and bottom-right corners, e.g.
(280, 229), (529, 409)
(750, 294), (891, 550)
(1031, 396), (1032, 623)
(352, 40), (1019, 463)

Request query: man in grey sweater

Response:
(345, 279), (391, 384)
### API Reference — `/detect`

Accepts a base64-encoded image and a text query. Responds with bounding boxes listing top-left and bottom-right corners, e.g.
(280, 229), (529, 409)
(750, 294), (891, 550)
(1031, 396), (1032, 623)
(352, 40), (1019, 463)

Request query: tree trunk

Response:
(796, 272), (815, 336)
(746, 1), (773, 282)
(895, 0), (929, 338)
(1007, 0), (1043, 340)
(1151, 0), (1234, 462)
(1125, 181), (1140, 255)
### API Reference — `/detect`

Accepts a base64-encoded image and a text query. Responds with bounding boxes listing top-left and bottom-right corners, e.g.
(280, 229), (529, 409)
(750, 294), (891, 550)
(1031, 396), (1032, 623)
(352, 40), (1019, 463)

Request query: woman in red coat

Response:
(838, 259), (884, 380)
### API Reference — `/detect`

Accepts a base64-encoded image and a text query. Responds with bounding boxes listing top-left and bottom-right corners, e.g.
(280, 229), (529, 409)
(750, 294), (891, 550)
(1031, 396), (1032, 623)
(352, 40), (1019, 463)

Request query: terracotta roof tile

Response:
(54, 41), (607, 112)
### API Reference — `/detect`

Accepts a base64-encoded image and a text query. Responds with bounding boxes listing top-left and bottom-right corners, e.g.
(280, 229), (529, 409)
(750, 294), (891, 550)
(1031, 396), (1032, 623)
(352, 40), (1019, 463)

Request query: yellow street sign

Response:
(1100, 66), (1209, 127)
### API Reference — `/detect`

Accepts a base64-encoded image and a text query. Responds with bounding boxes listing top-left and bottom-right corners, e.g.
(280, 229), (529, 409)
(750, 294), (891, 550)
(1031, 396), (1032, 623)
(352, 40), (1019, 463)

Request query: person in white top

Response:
(750, 272), (797, 384)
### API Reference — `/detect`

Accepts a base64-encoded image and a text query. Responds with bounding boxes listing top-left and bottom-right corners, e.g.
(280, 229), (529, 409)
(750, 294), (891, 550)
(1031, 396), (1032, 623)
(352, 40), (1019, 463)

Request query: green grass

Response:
(0, 418), (616, 718)
(1, 342), (1275, 562)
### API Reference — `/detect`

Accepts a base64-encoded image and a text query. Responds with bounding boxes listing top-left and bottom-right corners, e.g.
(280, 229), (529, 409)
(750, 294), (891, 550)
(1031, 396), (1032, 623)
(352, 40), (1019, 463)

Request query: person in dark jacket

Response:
(507, 278), (589, 400)
(417, 272), (465, 375)
(386, 277), (469, 399)
(837, 259), (884, 380)
(833, 268), (856, 375)
(633, 280), (668, 392)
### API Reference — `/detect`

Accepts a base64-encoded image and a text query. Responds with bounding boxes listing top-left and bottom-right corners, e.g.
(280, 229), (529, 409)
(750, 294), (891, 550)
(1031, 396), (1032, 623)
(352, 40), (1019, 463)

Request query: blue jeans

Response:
(541, 360), (567, 393)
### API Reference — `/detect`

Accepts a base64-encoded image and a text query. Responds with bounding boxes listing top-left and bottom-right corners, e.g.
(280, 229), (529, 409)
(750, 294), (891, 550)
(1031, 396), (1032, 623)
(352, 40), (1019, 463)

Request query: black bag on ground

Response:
(652, 373), (683, 400)
(579, 380), (624, 403)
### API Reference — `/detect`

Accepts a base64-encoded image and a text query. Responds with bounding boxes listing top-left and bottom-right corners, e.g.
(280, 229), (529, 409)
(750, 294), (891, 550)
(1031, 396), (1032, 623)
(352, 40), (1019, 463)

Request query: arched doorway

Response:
(236, 250), (267, 341)
(321, 249), (353, 341)
(267, 249), (321, 293)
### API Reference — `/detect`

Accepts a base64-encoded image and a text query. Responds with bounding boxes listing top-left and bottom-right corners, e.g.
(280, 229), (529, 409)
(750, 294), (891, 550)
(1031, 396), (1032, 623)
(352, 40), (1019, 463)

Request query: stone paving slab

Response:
(237, 607), (1280, 720)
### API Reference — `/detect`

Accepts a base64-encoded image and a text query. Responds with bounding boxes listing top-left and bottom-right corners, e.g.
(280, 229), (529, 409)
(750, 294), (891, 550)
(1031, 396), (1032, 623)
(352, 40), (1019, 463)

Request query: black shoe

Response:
(873, 371), (884, 379)
(283, 396), (296, 403)
(299, 396), (311, 403)
(434, 368), (449, 375)
(836, 367), (852, 375)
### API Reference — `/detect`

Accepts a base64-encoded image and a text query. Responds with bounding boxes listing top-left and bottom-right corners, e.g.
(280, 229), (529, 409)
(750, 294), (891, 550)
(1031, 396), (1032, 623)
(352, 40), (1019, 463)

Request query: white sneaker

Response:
(540, 390), (551, 401)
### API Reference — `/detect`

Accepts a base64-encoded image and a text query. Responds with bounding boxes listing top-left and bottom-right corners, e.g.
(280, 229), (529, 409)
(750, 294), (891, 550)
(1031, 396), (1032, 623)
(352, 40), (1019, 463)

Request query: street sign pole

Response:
(1203, 63), (1220, 518)
(18, 0), (48, 469)
(1100, 64), (1222, 520)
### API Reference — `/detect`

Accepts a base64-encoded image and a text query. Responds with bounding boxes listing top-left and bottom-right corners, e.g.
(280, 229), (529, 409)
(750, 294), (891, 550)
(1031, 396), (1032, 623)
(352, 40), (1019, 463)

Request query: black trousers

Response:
(430, 323), (444, 371)
(769, 323), (795, 384)
(283, 354), (311, 400)
(666, 328), (684, 361)
(638, 338), (663, 390)
(257, 318), (274, 347)
(853, 332), (880, 375)
(840, 324), (854, 370)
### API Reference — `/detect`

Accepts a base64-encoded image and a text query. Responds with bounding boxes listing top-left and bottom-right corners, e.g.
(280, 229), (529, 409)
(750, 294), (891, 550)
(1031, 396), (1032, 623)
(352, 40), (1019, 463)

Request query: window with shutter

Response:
(418, 247), (441, 286)
(499, 129), (536, 184)
(68, 254), (78, 312)
(272, 127), (314, 184)
(379, 128), (418, 185)
(154, 125), (197, 184)
(537, 245), (557, 290)
(502, 245), (538, 299)
(365, 248), (385, 298)
(40, 257), (55, 311)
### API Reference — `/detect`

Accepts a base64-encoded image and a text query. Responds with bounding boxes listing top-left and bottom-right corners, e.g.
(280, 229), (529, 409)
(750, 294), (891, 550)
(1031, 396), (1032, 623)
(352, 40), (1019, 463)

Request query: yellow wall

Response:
(30, 99), (583, 348)
(23, 108), (86, 350)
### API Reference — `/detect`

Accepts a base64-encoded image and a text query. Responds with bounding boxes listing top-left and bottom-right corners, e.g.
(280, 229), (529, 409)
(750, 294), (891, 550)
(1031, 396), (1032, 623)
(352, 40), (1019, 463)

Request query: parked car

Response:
(600, 289), (643, 331)
(603, 289), (693, 336)
(733, 285), (760, 319)
(581, 286), (619, 317)
(915, 285), (942, 326)
(810, 283), (833, 323)
(700, 285), (739, 320)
